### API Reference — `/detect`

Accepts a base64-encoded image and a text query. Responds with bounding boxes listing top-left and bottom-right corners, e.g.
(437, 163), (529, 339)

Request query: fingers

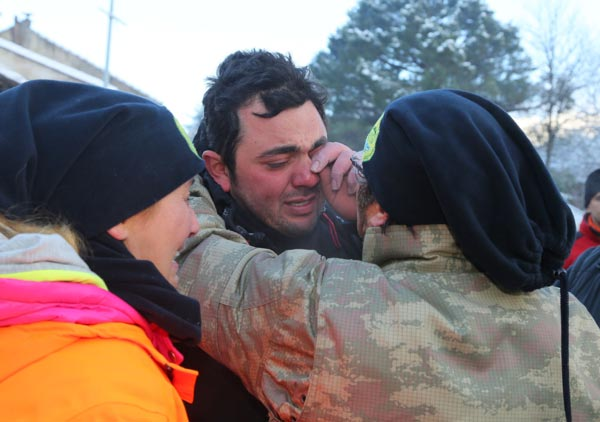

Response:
(319, 164), (358, 221)
(311, 142), (357, 192)
(328, 148), (353, 192)
(310, 142), (347, 172)
(346, 168), (359, 195)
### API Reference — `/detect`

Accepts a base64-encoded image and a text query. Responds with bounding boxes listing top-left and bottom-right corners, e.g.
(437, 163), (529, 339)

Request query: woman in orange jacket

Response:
(0, 80), (203, 420)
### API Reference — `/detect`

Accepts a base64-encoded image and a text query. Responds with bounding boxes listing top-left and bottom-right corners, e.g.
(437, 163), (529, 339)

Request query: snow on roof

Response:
(0, 37), (117, 88)
(0, 63), (26, 83)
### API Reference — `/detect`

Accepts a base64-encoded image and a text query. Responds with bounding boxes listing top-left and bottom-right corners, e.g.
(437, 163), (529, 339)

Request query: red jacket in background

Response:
(564, 213), (600, 268)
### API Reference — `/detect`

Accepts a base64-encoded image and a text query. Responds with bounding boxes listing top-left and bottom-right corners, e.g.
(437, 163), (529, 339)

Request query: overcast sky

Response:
(1, 0), (598, 128)
(1, 0), (356, 127)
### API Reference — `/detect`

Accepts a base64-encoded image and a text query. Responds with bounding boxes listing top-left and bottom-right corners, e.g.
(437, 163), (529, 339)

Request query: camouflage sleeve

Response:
(180, 176), (247, 251)
(177, 176), (249, 301)
(177, 176), (327, 417)
(565, 293), (600, 411)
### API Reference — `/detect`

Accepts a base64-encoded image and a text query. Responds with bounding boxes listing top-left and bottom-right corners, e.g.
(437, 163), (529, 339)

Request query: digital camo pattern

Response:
(178, 181), (600, 421)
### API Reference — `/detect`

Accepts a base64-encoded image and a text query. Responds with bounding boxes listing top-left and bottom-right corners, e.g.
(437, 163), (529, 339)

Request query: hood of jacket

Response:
(0, 232), (187, 367)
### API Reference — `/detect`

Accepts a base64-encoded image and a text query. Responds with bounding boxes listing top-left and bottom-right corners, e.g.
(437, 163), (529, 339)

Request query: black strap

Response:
(556, 269), (572, 422)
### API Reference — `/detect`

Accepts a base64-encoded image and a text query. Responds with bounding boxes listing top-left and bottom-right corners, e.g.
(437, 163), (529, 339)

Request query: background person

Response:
(564, 168), (600, 268)
(179, 89), (600, 421)
(0, 80), (202, 420)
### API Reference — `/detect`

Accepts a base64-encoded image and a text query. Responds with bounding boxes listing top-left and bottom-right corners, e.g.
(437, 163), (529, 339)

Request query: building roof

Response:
(0, 16), (154, 100)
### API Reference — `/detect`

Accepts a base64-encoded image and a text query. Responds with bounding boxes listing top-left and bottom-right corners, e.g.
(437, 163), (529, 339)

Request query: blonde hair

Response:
(0, 214), (85, 254)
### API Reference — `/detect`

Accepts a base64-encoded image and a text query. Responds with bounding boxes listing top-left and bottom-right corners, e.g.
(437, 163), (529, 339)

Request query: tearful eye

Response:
(267, 161), (288, 169)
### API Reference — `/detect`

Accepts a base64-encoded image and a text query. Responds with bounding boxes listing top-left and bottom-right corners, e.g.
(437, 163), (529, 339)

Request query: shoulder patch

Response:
(362, 113), (384, 162)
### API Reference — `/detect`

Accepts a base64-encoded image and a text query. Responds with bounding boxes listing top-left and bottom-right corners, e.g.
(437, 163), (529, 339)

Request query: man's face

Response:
(228, 99), (327, 237)
(587, 192), (600, 224)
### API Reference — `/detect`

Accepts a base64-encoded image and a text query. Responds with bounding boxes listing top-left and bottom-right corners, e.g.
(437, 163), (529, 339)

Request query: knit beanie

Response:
(362, 89), (575, 292)
(0, 80), (201, 237)
(584, 169), (600, 208)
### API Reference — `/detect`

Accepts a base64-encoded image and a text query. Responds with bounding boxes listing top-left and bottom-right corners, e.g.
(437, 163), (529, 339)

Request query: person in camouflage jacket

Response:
(178, 90), (600, 421)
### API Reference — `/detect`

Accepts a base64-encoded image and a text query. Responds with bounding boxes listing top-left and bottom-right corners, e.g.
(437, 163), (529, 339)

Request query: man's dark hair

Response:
(194, 50), (328, 177)
(357, 183), (376, 212)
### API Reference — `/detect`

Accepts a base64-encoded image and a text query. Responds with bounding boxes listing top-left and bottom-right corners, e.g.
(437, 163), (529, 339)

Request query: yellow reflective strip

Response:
(0, 269), (108, 290)
(174, 117), (199, 158)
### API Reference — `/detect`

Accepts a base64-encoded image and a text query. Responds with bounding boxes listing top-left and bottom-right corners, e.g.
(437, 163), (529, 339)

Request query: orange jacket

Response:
(0, 320), (196, 421)
(0, 232), (197, 421)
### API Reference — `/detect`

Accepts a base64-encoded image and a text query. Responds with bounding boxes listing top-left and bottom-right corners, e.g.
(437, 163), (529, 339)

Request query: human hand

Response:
(310, 142), (359, 195)
(312, 142), (359, 221)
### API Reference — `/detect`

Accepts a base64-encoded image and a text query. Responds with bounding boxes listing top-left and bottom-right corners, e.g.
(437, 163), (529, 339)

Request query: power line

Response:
(101, 0), (125, 88)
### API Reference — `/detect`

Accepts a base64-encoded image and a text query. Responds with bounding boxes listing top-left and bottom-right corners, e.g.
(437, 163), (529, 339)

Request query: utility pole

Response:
(102, 0), (124, 88)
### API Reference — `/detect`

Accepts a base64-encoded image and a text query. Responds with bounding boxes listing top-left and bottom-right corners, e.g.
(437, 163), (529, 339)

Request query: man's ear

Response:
(367, 202), (390, 228)
(107, 223), (128, 241)
(203, 150), (232, 192)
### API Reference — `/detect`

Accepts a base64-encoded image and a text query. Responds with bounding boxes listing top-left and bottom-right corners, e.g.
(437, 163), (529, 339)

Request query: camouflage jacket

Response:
(178, 183), (600, 422)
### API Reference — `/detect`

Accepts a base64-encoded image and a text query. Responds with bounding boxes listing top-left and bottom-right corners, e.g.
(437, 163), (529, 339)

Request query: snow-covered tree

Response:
(311, 0), (534, 147)
(524, 0), (600, 168)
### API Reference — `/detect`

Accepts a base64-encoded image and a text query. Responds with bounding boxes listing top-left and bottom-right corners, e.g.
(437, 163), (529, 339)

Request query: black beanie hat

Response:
(362, 89), (575, 292)
(584, 169), (600, 208)
(0, 80), (202, 237)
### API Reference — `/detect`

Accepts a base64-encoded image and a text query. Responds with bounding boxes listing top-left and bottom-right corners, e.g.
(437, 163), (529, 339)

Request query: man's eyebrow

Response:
(259, 145), (299, 157)
(311, 137), (328, 151)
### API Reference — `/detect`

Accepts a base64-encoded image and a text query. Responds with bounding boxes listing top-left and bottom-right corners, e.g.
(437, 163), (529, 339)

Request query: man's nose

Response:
(291, 156), (320, 188)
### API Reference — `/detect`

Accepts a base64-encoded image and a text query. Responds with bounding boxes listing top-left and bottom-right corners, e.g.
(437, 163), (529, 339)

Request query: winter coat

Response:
(0, 232), (197, 421)
(567, 245), (600, 327)
(178, 182), (600, 421)
(564, 213), (600, 268)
